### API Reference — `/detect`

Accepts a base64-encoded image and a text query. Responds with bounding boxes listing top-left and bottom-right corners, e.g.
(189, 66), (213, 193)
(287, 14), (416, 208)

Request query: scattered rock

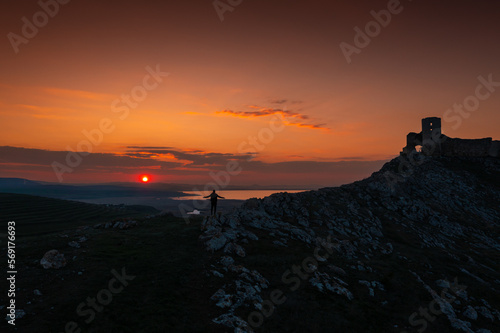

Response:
(224, 242), (246, 257)
(68, 241), (80, 248)
(212, 313), (252, 332)
(206, 234), (228, 252)
(211, 270), (224, 278)
(40, 250), (66, 269)
(310, 271), (353, 300)
(5, 309), (25, 321)
(328, 265), (347, 276)
(210, 289), (233, 308)
(112, 220), (137, 229)
(273, 240), (288, 247)
(475, 306), (495, 321)
(94, 220), (137, 230)
(463, 306), (478, 320)
(381, 242), (393, 255)
(436, 279), (451, 289)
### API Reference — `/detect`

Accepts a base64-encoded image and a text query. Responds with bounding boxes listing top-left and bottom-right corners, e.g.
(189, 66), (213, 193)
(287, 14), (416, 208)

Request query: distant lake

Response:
(170, 189), (308, 201)
(73, 190), (308, 212)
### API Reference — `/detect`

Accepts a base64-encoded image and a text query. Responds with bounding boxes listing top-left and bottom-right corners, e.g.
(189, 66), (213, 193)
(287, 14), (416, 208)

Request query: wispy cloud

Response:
(285, 121), (327, 130)
(217, 108), (307, 120)
(269, 99), (288, 104)
(268, 99), (303, 105)
(125, 146), (253, 166)
(13, 104), (78, 120)
(215, 105), (328, 130)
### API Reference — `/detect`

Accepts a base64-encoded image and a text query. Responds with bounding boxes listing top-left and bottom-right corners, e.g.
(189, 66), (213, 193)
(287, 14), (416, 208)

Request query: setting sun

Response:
(141, 176), (150, 183)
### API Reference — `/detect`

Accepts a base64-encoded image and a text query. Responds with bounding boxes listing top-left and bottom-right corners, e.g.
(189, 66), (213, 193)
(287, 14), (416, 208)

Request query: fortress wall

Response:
(441, 137), (493, 157)
(489, 141), (500, 157)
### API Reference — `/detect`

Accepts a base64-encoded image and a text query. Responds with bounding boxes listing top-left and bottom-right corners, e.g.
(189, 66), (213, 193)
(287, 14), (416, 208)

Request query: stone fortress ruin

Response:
(402, 117), (500, 157)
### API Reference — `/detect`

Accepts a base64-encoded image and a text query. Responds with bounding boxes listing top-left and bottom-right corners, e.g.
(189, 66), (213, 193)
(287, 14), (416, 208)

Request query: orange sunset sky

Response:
(0, 0), (499, 186)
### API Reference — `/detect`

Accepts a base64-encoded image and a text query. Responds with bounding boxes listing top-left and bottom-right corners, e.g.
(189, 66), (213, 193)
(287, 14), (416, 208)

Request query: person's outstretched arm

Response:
(203, 195), (209, 198)
(218, 195), (225, 199)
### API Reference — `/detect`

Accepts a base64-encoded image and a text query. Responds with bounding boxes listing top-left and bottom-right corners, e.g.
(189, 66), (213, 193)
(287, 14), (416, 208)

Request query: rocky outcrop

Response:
(94, 220), (138, 230)
(200, 156), (500, 332)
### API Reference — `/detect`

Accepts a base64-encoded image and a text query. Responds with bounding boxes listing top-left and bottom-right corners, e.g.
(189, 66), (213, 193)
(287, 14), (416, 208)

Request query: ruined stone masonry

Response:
(402, 117), (500, 157)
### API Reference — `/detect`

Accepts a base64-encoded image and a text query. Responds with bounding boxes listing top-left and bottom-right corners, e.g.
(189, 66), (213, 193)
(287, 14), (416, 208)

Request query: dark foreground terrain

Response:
(1, 155), (500, 332)
(0, 196), (215, 332)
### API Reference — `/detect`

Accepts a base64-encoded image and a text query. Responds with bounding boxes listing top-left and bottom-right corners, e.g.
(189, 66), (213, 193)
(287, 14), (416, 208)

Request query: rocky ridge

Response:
(199, 155), (500, 332)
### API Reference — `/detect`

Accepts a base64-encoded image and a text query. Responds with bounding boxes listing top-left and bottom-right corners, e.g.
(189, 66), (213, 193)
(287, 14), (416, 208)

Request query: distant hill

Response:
(0, 178), (317, 193)
(0, 178), (189, 200)
(0, 193), (159, 236)
(0, 177), (43, 188)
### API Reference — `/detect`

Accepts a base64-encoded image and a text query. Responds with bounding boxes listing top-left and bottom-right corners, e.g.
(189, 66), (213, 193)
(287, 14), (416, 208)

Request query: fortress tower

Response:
(421, 117), (442, 156)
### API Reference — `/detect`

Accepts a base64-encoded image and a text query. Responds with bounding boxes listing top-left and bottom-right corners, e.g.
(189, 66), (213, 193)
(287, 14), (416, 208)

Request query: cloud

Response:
(0, 146), (389, 185)
(269, 99), (288, 104)
(268, 99), (303, 105)
(215, 106), (328, 130)
(285, 121), (327, 130)
(220, 107), (307, 119)
(125, 147), (253, 166)
(127, 146), (174, 150)
(14, 104), (78, 120)
(0, 146), (182, 172)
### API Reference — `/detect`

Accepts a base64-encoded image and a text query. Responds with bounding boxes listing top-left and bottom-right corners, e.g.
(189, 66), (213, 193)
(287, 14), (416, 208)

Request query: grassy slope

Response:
(0, 194), (221, 333)
(0, 193), (158, 236)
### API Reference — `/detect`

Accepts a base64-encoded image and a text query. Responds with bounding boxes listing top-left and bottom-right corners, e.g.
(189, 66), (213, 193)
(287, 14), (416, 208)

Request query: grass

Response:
(0, 193), (158, 236)
(0, 193), (219, 332)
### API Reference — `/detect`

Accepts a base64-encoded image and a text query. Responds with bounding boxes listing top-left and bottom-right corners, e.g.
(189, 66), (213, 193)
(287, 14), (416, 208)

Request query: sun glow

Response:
(141, 175), (150, 183)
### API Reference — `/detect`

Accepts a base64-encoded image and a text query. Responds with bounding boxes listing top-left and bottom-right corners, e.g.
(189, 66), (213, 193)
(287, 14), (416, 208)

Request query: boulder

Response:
(40, 250), (66, 269)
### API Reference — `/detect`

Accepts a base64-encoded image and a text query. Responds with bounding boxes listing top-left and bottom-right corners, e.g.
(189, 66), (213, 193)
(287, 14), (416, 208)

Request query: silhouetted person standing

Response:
(204, 190), (225, 216)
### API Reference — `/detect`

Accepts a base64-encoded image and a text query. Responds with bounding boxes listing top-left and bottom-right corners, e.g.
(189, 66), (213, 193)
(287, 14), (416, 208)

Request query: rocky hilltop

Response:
(200, 155), (500, 333)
